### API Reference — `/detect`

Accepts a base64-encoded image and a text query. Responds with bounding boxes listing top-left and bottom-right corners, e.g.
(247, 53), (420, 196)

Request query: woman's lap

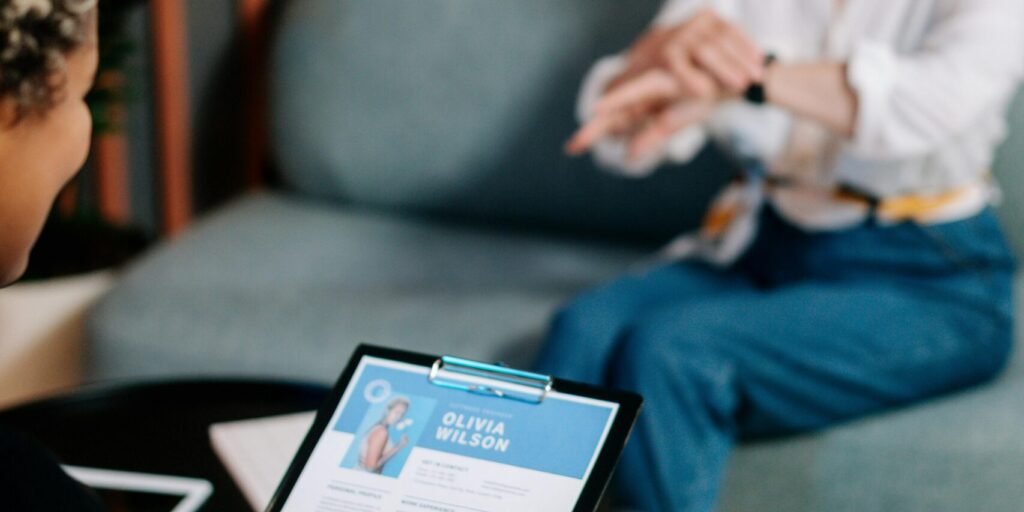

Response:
(537, 208), (1016, 390)
(534, 209), (1016, 510)
(610, 277), (1013, 437)
(594, 272), (1012, 510)
(533, 261), (751, 384)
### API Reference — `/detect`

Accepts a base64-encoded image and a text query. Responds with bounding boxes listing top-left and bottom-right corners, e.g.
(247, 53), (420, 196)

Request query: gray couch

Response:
(88, 1), (1024, 510)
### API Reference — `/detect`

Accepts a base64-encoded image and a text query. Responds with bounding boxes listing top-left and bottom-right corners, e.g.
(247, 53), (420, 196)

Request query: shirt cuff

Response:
(577, 54), (708, 176)
(576, 55), (627, 122)
(591, 127), (707, 177)
(844, 40), (899, 156)
(575, 55), (649, 176)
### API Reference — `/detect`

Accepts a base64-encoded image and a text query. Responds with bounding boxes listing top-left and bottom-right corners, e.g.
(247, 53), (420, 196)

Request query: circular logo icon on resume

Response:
(363, 379), (391, 404)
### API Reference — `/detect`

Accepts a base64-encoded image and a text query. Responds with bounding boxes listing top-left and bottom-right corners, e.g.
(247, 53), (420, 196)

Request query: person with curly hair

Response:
(0, 1), (103, 509)
(0, 0), (99, 286)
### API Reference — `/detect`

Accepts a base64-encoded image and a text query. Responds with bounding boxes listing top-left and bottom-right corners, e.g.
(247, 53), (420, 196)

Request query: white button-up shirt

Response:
(580, 0), (1024, 262)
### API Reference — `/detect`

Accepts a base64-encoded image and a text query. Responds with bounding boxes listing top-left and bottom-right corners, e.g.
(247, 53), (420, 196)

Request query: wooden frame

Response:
(239, 0), (270, 189)
(150, 0), (193, 235)
(108, 0), (271, 235)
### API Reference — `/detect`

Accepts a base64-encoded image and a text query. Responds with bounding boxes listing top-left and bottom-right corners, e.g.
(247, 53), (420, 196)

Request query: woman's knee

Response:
(966, 308), (1015, 385)
(546, 284), (637, 347)
(537, 282), (648, 380)
(545, 264), (727, 351)
(610, 310), (739, 396)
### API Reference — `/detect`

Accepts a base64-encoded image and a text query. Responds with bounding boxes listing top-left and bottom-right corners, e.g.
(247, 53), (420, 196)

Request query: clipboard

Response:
(266, 344), (642, 512)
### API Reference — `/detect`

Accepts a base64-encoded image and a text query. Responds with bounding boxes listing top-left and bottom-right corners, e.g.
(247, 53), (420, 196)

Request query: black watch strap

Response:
(744, 53), (777, 105)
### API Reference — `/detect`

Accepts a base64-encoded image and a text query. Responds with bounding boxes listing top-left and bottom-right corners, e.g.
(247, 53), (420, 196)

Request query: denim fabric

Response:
(535, 206), (1016, 512)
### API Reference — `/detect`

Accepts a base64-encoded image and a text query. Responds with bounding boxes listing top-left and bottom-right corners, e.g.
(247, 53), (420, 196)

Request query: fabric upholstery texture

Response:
(86, 190), (1024, 509)
(86, 191), (1024, 511)
(87, 193), (644, 380)
(269, 0), (732, 241)
(994, 90), (1024, 256)
(87, 0), (1024, 510)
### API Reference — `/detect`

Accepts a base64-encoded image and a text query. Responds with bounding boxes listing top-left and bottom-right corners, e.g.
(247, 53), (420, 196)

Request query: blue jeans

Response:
(534, 206), (1016, 511)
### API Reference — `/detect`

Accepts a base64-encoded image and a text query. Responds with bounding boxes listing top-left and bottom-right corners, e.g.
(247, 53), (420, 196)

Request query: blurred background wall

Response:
(115, 1), (246, 235)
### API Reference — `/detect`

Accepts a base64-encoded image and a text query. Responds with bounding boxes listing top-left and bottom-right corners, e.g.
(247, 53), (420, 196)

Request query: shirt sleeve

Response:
(844, 0), (1024, 160)
(575, 0), (713, 177)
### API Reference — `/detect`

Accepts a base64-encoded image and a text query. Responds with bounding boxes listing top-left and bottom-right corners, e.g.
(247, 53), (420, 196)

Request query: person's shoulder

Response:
(367, 424), (388, 439)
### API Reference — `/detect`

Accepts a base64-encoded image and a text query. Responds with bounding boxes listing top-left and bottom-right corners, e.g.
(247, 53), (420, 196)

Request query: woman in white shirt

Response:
(534, 1), (1022, 510)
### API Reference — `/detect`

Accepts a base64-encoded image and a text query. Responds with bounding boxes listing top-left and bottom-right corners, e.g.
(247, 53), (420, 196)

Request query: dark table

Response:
(0, 379), (330, 511)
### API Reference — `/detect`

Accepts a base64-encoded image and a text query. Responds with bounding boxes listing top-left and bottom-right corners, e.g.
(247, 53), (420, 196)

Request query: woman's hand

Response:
(611, 9), (764, 101)
(567, 97), (717, 161)
(566, 9), (765, 160)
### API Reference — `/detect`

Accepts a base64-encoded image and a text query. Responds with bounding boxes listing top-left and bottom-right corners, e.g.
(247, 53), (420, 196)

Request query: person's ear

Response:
(0, 98), (20, 133)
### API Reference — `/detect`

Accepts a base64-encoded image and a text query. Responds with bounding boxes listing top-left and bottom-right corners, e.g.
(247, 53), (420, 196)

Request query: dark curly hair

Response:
(0, 0), (96, 119)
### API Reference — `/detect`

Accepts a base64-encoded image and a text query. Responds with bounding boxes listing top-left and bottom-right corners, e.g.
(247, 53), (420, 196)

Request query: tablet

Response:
(62, 466), (213, 512)
(267, 345), (642, 512)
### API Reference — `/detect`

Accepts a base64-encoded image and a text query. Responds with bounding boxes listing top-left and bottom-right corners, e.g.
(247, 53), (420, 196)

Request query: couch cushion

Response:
(994, 88), (1024, 258)
(85, 193), (645, 381)
(270, 0), (733, 241)
(88, 192), (1024, 510)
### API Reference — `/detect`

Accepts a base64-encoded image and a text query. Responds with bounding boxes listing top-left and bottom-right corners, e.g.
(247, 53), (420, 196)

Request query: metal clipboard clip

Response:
(428, 356), (553, 404)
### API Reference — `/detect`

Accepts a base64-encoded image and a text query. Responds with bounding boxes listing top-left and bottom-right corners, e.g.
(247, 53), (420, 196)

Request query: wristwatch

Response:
(744, 53), (777, 105)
